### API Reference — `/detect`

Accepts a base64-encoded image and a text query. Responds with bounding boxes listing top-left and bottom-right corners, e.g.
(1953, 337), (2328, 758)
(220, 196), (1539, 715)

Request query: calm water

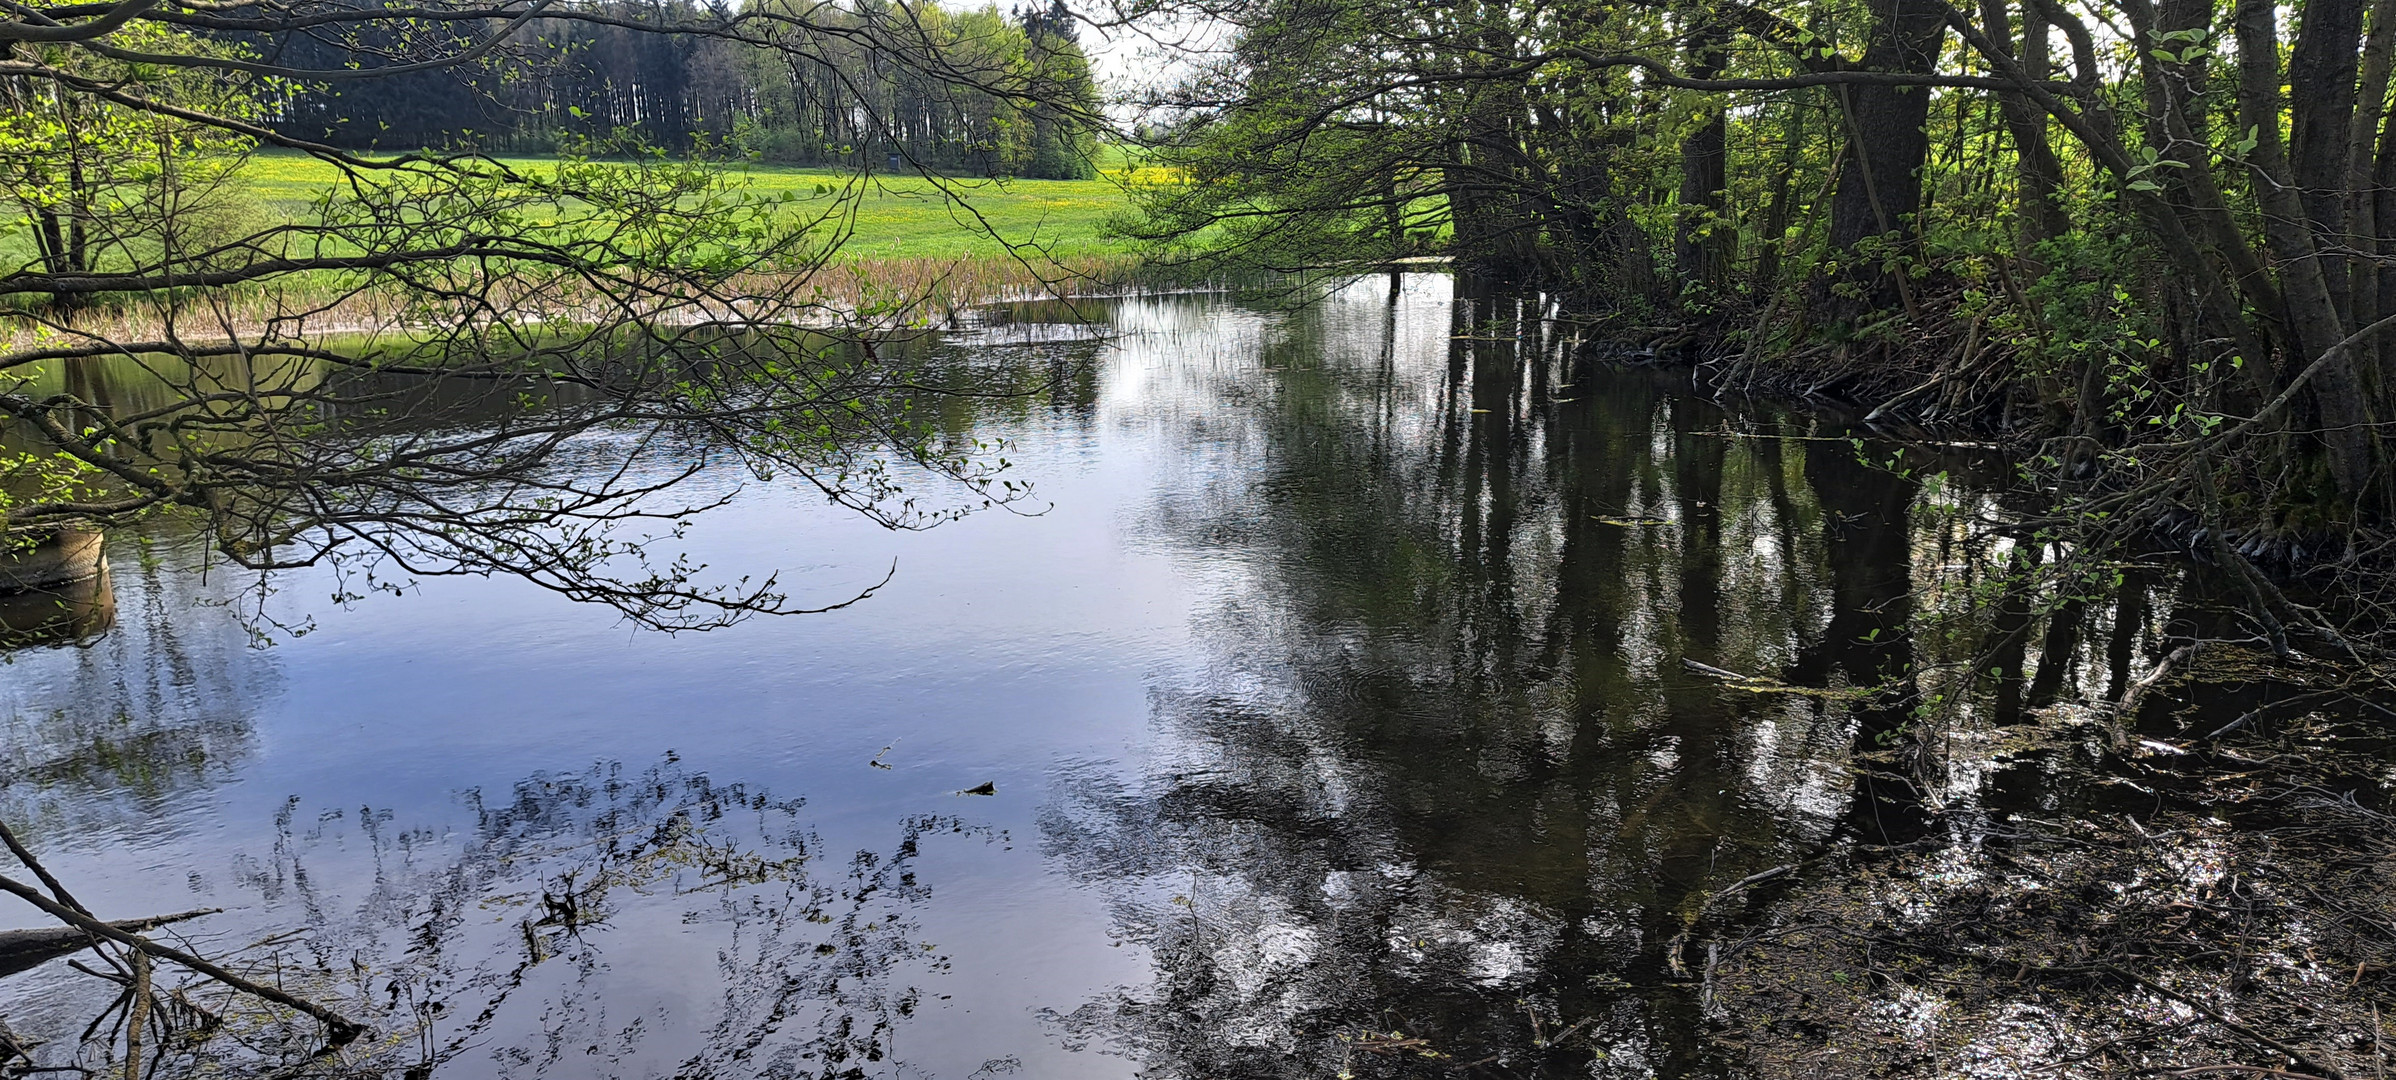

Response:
(1, 276), (2055, 1077)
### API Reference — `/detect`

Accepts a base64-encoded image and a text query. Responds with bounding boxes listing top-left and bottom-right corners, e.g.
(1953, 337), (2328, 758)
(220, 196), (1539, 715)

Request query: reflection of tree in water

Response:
(0, 539), (271, 837)
(12, 757), (989, 1080)
(1041, 278), (2069, 1077)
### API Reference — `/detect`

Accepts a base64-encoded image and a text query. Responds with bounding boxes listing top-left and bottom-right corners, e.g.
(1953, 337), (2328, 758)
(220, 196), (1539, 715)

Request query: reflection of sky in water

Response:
(0, 275), (2050, 1078)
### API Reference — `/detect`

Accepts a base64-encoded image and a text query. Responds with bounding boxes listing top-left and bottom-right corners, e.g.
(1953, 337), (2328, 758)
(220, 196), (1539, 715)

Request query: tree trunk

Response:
(2352, 0), (2396, 412)
(2289, 0), (2368, 326)
(1827, 0), (1947, 314)
(1829, 0), (1948, 255)
(1753, 102), (1805, 298)
(1676, 23), (1732, 296)
(2236, 0), (2381, 512)
(2377, 82), (2396, 407)
(2003, 0), (2070, 254)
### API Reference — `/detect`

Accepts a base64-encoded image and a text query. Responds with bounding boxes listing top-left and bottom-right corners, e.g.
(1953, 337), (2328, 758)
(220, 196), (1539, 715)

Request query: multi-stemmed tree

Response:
(1122, 0), (2396, 657)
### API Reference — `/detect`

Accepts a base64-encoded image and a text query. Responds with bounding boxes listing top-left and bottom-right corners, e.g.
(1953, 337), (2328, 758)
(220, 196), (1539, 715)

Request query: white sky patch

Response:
(1065, 1), (1232, 127)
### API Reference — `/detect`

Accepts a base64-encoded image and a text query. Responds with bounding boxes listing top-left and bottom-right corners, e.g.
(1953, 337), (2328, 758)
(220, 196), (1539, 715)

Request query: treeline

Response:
(1132, 0), (2396, 649)
(270, 0), (1102, 177)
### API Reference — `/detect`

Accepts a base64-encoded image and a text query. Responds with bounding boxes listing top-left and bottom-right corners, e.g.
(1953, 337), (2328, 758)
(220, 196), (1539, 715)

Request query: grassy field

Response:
(242, 150), (1147, 261)
(2, 149), (1176, 344)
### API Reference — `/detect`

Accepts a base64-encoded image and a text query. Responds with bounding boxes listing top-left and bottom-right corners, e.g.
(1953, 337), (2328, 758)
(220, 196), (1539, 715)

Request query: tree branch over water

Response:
(0, 0), (1111, 631)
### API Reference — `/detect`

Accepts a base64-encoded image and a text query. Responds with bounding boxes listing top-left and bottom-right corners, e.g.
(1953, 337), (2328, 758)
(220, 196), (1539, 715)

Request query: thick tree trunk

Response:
(2158, 0), (2215, 128)
(2102, 0), (2284, 405)
(1829, 0), (1947, 255)
(2289, 0), (2368, 326)
(2111, 0), (2226, 390)
(1675, 24), (1732, 295)
(2005, 0), (2070, 253)
(1753, 103), (1805, 298)
(2377, 87), (2396, 405)
(1825, 0), (1946, 316)
(1446, 0), (1541, 280)
(0, 909), (214, 979)
(2353, 0), (2396, 411)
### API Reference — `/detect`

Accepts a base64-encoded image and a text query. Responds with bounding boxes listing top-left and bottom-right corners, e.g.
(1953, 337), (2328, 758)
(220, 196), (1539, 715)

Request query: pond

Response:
(1, 274), (2132, 1078)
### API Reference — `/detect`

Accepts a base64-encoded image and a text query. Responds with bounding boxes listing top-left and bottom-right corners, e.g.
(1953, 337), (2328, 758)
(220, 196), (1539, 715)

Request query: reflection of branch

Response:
(2113, 642), (2195, 720)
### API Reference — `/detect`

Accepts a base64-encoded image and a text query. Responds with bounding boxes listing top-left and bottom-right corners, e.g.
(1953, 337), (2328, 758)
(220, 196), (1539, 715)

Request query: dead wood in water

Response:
(0, 909), (216, 979)
(0, 816), (367, 1055)
(2115, 642), (2198, 721)
(0, 873), (367, 1044)
(1680, 657), (1871, 700)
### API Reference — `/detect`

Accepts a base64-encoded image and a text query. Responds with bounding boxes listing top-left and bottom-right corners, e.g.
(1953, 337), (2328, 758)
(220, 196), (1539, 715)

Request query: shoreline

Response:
(0, 251), (1159, 354)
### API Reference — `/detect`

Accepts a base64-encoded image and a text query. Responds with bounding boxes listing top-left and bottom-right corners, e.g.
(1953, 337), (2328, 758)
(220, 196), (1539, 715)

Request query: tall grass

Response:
(0, 251), (1198, 350)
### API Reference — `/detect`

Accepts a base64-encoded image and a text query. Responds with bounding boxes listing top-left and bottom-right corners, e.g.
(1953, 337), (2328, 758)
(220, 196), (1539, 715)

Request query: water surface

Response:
(0, 275), (2059, 1078)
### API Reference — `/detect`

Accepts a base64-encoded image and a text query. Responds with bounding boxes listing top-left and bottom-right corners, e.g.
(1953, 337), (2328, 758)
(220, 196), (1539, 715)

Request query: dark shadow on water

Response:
(0, 568), (115, 651)
(1034, 275), (2194, 1078)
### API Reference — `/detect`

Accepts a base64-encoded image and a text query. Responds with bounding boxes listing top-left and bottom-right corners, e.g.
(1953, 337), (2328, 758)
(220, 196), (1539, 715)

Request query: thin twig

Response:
(2109, 965), (2348, 1080)
(0, 819), (91, 915)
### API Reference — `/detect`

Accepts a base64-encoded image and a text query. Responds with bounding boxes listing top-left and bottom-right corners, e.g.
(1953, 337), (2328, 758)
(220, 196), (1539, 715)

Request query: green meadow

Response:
(3, 150), (1160, 336)
(241, 150), (1146, 261)
(6, 146), (1196, 337)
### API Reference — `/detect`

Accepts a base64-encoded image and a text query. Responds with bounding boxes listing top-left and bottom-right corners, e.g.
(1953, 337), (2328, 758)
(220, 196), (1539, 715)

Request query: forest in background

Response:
(272, 0), (1104, 177)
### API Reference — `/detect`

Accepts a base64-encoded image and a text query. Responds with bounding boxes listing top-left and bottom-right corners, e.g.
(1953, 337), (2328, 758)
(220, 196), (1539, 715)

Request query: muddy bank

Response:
(1705, 652), (2396, 1078)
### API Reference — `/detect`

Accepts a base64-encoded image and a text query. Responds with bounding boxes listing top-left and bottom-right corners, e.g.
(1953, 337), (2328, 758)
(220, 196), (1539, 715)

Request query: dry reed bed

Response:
(0, 253), (1151, 355)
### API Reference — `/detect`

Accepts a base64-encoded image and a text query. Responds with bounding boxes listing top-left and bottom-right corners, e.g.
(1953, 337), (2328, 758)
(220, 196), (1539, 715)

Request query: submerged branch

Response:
(0, 873), (367, 1043)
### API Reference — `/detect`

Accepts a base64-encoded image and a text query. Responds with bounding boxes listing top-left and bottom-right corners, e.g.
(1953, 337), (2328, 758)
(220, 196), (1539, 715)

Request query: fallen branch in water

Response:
(1679, 658), (1871, 700)
(0, 909), (218, 978)
(1667, 863), (1798, 979)
(0, 873), (366, 1043)
(1682, 658), (1755, 681)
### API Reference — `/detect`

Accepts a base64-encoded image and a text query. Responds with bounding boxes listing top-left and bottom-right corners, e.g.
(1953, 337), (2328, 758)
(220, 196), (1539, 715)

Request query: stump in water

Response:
(0, 527), (103, 593)
(0, 527), (113, 648)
